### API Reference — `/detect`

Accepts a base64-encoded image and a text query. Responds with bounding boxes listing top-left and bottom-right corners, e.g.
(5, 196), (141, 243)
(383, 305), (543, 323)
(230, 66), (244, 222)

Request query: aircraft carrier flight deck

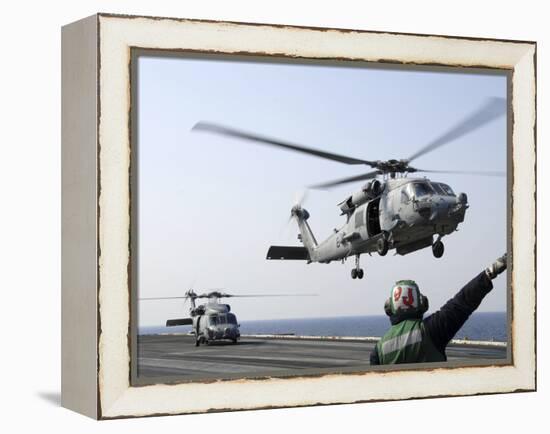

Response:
(137, 334), (507, 380)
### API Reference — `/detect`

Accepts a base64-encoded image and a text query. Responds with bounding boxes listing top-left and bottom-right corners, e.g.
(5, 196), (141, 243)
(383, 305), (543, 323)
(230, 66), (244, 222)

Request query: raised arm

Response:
(423, 254), (507, 353)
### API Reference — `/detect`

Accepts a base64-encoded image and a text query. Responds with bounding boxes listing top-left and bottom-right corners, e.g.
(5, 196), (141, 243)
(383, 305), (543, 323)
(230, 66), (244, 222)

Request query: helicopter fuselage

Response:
(317, 177), (467, 260)
(191, 302), (240, 345)
(160, 290), (311, 345)
(267, 177), (468, 278)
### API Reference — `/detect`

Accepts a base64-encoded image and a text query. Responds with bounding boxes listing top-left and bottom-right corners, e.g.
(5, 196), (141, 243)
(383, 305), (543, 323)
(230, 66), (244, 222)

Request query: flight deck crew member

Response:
(370, 253), (507, 365)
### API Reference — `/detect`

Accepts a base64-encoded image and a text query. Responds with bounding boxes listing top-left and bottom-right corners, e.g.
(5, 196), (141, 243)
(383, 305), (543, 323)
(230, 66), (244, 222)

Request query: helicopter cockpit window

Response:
(412, 182), (435, 198)
(227, 313), (237, 324)
(430, 182), (455, 196)
(438, 183), (455, 196)
(430, 183), (445, 195)
(208, 315), (218, 326)
(218, 314), (227, 324)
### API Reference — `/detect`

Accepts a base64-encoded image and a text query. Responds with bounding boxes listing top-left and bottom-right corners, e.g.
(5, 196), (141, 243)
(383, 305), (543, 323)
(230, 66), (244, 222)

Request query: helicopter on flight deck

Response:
(192, 97), (506, 279)
(141, 290), (316, 346)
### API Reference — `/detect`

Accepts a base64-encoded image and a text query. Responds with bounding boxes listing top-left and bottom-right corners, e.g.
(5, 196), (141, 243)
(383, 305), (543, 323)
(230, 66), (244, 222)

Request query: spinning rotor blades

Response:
(140, 296), (189, 300)
(406, 97), (507, 162)
(199, 291), (317, 298)
(310, 170), (380, 189)
(192, 122), (376, 166)
(412, 168), (505, 177)
(293, 189), (308, 207)
(141, 288), (197, 305)
(141, 292), (316, 301)
(192, 97), (506, 189)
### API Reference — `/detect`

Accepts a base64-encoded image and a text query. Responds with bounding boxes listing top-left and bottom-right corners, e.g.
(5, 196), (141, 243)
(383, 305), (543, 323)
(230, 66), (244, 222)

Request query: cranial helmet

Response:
(384, 280), (429, 317)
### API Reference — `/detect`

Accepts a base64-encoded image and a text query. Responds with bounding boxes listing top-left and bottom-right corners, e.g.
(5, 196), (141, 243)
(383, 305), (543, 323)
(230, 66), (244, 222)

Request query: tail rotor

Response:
(289, 188), (311, 222)
(288, 188), (309, 221)
(280, 189), (309, 241)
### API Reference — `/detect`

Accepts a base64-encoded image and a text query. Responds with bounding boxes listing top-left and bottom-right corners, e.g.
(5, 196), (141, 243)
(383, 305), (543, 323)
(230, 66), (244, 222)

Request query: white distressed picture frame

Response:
(61, 13), (536, 419)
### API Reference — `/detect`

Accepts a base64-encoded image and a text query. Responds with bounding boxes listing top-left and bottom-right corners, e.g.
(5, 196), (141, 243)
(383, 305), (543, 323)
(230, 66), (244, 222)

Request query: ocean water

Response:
(140, 311), (507, 342)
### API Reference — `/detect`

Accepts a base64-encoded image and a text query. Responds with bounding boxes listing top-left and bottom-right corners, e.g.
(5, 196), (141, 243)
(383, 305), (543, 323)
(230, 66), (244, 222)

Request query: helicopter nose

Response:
(429, 205), (441, 222)
(428, 198), (453, 221)
(449, 192), (469, 215)
(224, 326), (237, 338)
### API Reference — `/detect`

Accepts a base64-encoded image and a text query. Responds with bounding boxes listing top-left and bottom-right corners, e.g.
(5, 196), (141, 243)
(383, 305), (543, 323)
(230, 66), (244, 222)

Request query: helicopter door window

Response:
(208, 315), (218, 326)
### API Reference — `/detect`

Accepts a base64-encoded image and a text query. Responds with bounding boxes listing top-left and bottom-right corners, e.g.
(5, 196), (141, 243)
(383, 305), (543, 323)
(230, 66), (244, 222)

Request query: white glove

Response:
(485, 253), (508, 279)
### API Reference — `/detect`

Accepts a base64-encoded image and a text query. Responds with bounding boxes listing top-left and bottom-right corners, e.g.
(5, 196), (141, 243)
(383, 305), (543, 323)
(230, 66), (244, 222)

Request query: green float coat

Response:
(376, 319), (446, 364)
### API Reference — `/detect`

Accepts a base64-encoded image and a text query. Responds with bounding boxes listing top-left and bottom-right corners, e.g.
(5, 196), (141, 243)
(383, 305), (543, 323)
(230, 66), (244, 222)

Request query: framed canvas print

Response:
(61, 13), (536, 419)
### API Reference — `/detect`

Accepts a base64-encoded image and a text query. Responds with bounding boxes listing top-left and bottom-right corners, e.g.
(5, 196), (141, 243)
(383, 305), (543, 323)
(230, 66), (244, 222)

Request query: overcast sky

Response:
(137, 54), (507, 326)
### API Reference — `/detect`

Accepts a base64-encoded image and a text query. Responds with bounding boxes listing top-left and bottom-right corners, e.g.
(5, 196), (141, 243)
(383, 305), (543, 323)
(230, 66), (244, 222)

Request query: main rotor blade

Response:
(407, 97), (506, 162)
(220, 293), (318, 298)
(414, 168), (505, 177)
(140, 296), (188, 300)
(192, 122), (376, 166)
(198, 291), (317, 298)
(309, 170), (380, 189)
(194, 290), (225, 299)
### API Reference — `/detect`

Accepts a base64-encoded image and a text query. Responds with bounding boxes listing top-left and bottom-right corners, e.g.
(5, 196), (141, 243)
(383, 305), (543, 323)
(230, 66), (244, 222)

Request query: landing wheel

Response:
(377, 237), (389, 256)
(232, 338), (238, 344)
(432, 240), (444, 258)
(195, 339), (200, 347)
(351, 255), (364, 279)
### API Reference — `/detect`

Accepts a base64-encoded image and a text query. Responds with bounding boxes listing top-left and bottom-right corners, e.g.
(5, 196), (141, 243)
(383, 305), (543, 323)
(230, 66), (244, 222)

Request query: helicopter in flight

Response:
(141, 290), (315, 346)
(192, 97), (506, 279)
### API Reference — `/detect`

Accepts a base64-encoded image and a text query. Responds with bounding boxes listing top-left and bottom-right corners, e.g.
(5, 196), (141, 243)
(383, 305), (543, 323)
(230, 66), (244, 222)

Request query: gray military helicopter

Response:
(193, 97), (505, 279)
(142, 290), (315, 346)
